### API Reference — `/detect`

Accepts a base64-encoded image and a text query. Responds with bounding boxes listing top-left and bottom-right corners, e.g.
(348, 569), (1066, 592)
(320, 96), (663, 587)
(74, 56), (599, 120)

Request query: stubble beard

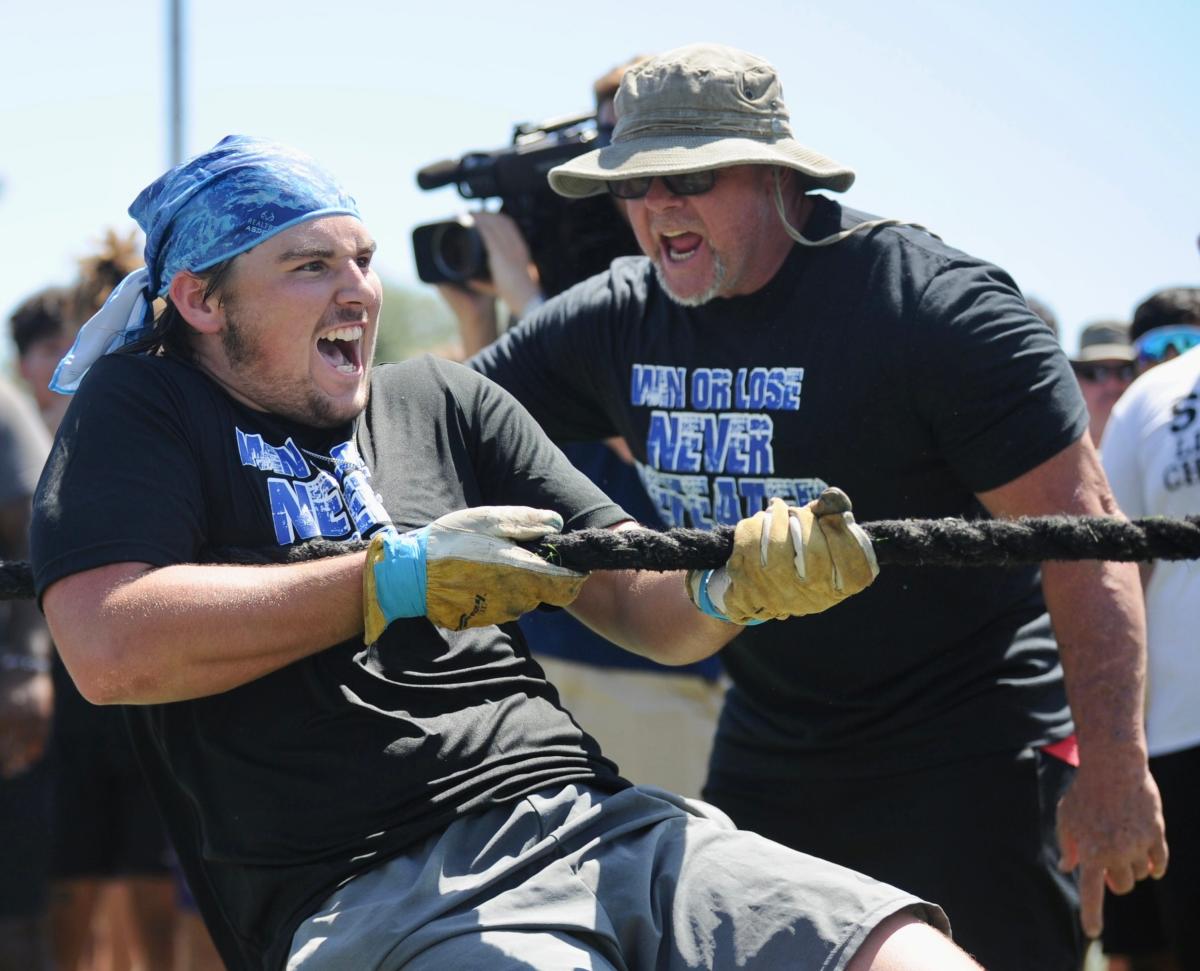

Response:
(221, 300), (369, 429)
(653, 249), (729, 308)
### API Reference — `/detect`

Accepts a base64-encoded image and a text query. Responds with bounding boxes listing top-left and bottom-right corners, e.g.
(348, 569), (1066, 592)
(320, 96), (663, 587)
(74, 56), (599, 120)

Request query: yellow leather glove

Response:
(687, 488), (879, 624)
(363, 507), (587, 642)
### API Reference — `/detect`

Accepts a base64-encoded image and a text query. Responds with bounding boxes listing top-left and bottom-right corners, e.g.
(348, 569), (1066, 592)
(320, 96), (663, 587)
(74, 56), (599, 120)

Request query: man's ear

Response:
(168, 271), (225, 334)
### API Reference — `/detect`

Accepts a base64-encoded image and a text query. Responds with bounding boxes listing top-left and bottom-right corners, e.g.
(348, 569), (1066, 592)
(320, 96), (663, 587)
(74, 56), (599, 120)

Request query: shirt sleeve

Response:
(440, 360), (628, 531)
(466, 272), (624, 442)
(31, 356), (208, 596)
(906, 257), (1089, 493)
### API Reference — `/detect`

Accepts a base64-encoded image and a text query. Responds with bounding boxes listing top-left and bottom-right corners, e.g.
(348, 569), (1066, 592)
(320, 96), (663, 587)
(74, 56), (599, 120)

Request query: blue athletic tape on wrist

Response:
(695, 569), (766, 626)
(373, 527), (429, 619)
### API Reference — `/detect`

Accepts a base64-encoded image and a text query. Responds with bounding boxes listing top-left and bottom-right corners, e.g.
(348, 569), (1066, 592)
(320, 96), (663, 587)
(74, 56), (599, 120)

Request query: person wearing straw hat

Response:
(30, 134), (981, 971)
(470, 41), (1166, 970)
(1069, 320), (1137, 446)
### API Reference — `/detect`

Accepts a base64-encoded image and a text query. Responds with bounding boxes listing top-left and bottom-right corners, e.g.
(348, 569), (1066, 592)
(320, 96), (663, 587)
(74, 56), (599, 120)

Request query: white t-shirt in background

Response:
(1101, 347), (1200, 757)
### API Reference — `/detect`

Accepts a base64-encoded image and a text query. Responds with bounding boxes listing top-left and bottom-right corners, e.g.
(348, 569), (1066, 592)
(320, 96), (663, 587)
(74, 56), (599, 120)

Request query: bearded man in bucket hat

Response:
(470, 42), (1166, 970)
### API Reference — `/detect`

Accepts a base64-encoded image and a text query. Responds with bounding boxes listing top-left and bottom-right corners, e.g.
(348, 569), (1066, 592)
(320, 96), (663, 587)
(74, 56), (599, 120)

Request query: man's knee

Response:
(847, 911), (983, 971)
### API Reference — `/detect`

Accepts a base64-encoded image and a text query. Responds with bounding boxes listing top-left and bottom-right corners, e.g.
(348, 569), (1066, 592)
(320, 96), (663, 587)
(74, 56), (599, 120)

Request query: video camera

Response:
(412, 112), (638, 299)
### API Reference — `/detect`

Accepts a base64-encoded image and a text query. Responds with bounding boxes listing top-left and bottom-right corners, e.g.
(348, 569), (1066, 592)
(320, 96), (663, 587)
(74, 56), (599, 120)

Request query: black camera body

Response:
(412, 113), (639, 299)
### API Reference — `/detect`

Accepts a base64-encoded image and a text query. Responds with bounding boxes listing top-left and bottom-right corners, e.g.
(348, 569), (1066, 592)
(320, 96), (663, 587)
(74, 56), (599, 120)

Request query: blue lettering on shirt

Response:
(690, 368), (733, 410)
(239, 428), (389, 546)
(734, 367), (804, 410)
(631, 363), (816, 528)
(267, 477), (321, 544)
(647, 411), (775, 475)
(237, 430), (311, 477)
(637, 467), (831, 527)
(631, 364), (688, 408)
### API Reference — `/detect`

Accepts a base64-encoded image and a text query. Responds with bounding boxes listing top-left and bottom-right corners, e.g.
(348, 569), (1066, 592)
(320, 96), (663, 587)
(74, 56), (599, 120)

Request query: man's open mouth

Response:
(316, 325), (364, 374)
(661, 230), (704, 263)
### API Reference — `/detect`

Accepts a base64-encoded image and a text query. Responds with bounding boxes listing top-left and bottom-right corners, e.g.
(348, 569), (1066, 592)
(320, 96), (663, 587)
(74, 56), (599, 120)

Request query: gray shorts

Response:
(287, 783), (947, 970)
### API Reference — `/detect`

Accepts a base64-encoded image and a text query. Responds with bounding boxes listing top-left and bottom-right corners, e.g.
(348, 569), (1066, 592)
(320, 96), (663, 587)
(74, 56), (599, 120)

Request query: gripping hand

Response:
(687, 489), (879, 624)
(363, 506), (586, 641)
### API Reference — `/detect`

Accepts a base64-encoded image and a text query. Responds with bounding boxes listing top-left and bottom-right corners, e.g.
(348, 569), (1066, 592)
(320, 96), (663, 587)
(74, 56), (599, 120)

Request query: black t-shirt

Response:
(32, 353), (628, 971)
(470, 196), (1089, 783)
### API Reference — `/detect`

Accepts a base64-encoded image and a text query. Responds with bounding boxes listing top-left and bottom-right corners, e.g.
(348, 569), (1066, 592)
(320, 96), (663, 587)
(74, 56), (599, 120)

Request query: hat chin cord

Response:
(771, 168), (937, 247)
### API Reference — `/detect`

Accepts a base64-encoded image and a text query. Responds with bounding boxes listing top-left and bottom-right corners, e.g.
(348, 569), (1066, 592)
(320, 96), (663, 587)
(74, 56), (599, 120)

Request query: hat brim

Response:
(1073, 344), (1136, 363)
(549, 134), (855, 198)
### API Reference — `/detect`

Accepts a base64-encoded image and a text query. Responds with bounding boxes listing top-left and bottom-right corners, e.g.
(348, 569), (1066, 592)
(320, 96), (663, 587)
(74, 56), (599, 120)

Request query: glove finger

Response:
(438, 506), (565, 541)
(786, 507), (806, 580)
(429, 530), (585, 579)
(488, 542), (588, 579)
(811, 486), (853, 517)
(762, 497), (791, 570)
(815, 511), (879, 593)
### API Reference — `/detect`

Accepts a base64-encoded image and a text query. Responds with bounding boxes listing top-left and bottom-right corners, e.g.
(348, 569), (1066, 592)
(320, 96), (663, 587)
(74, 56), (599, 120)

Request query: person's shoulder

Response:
(84, 350), (198, 384)
(546, 255), (654, 314)
(0, 375), (49, 484)
(370, 354), (475, 389)
(609, 253), (654, 283)
(1152, 346), (1200, 389)
(0, 374), (43, 431)
(75, 353), (216, 408)
(1119, 348), (1200, 416)
(833, 201), (983, 271)
(369, 354), (500, 409)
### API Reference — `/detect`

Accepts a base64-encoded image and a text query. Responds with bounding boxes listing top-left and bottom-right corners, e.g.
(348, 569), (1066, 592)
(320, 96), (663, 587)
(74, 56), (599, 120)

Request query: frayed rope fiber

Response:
(5, 515), (1200, 601)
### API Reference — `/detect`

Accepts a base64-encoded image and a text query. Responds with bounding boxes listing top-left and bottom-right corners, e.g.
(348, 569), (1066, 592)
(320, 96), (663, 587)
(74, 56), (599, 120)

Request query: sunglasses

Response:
(606, 170), (718, 200)
(1072, 361), (1136, 383)
(1134, 326), (1200, 365)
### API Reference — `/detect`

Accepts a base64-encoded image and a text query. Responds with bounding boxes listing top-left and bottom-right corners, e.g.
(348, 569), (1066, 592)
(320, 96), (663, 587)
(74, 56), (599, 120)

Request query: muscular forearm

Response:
(1042, 558), (1148, 761)
(980, 435), (1165, 934)
(44, 554), (366, 705)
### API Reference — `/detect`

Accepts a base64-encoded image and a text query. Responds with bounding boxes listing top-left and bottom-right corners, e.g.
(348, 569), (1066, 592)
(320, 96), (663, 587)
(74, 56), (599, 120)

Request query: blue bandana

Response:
(51, 135), (360, 393)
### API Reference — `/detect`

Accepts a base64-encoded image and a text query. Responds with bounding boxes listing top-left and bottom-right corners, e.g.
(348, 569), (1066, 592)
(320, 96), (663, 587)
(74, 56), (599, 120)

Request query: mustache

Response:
(323, 306), (371, 327)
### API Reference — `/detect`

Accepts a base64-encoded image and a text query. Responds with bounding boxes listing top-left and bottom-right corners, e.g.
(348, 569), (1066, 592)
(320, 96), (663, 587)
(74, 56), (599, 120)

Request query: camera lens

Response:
(431, 222), (486, 282)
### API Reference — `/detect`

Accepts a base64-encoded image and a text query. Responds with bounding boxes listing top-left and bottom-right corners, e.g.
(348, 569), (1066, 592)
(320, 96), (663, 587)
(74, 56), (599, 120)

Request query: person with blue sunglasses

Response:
(1130, 288), (1200, 373)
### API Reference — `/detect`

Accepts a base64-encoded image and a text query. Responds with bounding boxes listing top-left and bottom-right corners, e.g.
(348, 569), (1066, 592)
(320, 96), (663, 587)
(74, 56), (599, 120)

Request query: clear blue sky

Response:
(1, 0), (1196, 366)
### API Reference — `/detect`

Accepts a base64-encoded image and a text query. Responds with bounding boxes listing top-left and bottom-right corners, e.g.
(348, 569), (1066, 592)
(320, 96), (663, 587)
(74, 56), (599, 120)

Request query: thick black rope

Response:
(540, 515), (1200, 572)
(5, 515), (1200, 600)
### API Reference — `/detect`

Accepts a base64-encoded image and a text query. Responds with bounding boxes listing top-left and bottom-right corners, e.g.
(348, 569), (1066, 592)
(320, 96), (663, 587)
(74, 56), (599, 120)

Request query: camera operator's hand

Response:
(437, 281), (500, 358)
(471, 211), (543, 320)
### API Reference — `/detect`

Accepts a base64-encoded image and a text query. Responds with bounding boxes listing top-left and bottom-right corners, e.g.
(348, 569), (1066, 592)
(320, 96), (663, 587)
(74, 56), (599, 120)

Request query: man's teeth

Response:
(317, 324), (363, 373)
(662, 231), (701, 263)
(324, 325), (364, 342)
